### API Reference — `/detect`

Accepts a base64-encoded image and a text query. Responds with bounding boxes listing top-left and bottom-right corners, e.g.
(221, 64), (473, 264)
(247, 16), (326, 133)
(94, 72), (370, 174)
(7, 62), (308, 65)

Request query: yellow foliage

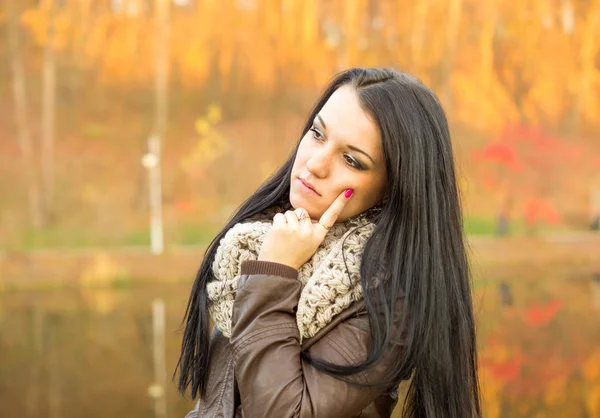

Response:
(544, 376), (567, 406)
(486, 342), (512, 363)
(301, 0), (317, 48)
(582, 75), (600, 122)
(529, 77), (566, 121)
(20, 7), (71, 51)
(182, 105), (229, 174)
(250, 56), (278, 89)
(83, 14), (114, 61)
(81, 184), (99, 205)
(452, 71), (516, 132)
(12, 0), (600, 127)
(79, 253), (129, 314)
(195, 119), (211, 135)
(178, 40), (210, 87)
(588, 385), (600, 418)
(479, 367), (502, 418)
(584, 350), (600, 382)
(80, 253), (128, 288)
(181, 134), (229, 171)
(20, 8), (45, 41)
(81, 288), (124, 315)
(206, 105), (222, 124)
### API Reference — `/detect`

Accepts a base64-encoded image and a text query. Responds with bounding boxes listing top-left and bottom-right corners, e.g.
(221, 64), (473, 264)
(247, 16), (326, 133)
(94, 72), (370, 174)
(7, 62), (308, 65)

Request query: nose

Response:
(305, 148), (331, 178)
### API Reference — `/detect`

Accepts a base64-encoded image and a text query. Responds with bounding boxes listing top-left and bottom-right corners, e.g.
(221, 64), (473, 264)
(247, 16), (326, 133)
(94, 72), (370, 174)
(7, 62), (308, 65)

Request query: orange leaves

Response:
(584, 349), (600, 417)
(83, 14), (114, 61)
(588, 385), (600, 418)
(475, 280), (600, 416)
(543, 375), (568, 407)
(584, 350), (600, 383)
(170, 8), (212, 88)
(20, 6), (71, 51)
(7, 0), (600, 134)
(177, 39), (210, 87)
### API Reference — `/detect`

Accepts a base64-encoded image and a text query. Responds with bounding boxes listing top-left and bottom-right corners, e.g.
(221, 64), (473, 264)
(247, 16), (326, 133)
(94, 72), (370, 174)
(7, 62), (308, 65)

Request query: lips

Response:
(298, 177), (321, 196)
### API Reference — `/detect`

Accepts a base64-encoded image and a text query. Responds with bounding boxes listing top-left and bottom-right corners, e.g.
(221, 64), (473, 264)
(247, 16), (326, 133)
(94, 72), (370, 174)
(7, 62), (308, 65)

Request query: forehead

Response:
(318, 86), (382, 156)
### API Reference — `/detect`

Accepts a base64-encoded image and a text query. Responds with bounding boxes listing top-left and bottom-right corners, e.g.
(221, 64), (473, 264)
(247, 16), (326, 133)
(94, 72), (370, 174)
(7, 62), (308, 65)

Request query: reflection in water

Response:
(0, 276), (599, 417)
(0, 285), (196, 418)
(26, 306), (44, 418)
(477, 274), (600, 418)
(499, 282), (513, 307)
(592, 274), (600, 311)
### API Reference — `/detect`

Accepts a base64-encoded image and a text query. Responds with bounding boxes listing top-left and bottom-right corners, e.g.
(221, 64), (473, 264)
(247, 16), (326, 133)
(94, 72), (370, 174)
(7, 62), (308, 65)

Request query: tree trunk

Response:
(568, 0), (600, 132)
(41, 0), (57, 224)
(410, 0), (429, 72)
(148, 0), (170, 255)
(154, 0), (170, 138)
(65, 0), (93, 108)
(26, 306), (45, 417)
(479, 0), (496, 95)
(7, 0), (43, 229)
(48, 318), (61, 418)
(151, 299), (167, 418)
(440, 0), (463, 111)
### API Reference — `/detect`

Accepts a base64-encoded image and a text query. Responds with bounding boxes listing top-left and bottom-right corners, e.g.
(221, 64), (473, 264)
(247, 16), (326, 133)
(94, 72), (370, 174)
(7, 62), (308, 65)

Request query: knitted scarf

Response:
(207, 206), (378, 341)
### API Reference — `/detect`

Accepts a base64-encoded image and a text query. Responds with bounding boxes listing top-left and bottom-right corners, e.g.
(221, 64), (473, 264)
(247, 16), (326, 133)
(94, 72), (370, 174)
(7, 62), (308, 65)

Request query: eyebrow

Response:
(315, 114), (375, 165)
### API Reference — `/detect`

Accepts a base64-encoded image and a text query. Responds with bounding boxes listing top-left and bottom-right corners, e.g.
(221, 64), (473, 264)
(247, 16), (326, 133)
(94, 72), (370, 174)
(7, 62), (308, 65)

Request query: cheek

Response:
(351, 176), (386, 207)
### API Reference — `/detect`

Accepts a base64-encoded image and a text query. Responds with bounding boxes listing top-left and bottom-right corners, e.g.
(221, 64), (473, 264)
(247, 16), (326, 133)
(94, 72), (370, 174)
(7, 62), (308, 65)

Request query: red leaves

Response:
(524, 197), (560, 226)
(524, 298), (562, 327)
(476, 123), (581, 174)
(474, 141), (523, 172)
(489, 354), (525, 382)
(472, 123), (591, 227)
(480, 297), (564, 391)
(481, 336), (525, 383)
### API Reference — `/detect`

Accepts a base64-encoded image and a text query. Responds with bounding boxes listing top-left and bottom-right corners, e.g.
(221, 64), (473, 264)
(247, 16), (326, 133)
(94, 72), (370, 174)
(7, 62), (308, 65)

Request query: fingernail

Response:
(345, 189), (354, 198)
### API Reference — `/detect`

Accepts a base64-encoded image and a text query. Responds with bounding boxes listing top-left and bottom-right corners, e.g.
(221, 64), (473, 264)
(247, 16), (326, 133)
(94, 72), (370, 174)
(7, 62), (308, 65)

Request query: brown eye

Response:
(309, 127), (324, 140)
(344, 154), (365, 170)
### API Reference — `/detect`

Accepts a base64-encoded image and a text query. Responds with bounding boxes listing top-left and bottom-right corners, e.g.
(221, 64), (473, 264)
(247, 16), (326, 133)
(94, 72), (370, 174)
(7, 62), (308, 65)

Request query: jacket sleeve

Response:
(229, 260), (402, 418)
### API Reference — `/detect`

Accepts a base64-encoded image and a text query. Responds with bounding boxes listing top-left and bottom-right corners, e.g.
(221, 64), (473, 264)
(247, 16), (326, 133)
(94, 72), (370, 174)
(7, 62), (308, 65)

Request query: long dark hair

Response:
(176, 68), (481, 417)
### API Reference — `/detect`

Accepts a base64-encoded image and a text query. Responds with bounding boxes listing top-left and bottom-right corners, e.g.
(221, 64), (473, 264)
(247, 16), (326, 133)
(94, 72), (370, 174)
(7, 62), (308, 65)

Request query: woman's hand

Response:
(258, 189), (354, 270)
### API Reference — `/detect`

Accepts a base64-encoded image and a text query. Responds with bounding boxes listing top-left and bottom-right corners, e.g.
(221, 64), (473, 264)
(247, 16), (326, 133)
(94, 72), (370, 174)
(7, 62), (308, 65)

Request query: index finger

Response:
(318, 188), (354, 230)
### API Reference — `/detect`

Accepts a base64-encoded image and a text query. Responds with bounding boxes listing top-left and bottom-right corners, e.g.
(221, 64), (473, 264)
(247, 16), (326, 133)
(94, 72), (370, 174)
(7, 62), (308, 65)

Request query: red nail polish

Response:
(345, 189), (354, 198)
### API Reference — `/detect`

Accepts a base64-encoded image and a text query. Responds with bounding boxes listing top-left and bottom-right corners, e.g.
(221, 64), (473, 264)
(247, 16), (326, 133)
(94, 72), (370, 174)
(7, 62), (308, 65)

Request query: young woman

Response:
(177, 68), (481, 417)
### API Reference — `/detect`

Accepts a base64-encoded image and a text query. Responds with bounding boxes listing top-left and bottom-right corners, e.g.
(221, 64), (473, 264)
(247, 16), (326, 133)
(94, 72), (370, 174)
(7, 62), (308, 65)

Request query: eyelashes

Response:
(308, 125), (366, 171)
(309, 127), (324, 140)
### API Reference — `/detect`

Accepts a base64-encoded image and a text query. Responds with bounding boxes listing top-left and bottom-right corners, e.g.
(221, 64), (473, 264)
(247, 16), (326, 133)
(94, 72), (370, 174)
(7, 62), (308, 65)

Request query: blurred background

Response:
(0, 0), (599, 417)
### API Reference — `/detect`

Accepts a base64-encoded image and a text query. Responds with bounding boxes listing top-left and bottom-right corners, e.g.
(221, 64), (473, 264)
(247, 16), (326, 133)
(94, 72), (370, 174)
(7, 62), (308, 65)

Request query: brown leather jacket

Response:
(185, 260), (403, 418)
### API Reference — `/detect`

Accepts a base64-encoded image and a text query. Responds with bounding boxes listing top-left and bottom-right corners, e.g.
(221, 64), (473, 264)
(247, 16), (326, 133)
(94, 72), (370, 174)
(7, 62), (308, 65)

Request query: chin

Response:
(289, 190), (306, 211)
(289, 191), (321, 219)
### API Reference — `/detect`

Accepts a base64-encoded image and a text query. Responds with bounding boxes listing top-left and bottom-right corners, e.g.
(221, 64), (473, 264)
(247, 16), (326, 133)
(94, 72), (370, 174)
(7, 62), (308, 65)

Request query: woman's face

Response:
(290, 85), (387, 222)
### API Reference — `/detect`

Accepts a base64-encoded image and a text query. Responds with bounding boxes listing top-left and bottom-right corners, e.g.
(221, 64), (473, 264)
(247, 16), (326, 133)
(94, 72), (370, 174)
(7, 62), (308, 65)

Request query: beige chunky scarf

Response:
(207, 206), (377, 341)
